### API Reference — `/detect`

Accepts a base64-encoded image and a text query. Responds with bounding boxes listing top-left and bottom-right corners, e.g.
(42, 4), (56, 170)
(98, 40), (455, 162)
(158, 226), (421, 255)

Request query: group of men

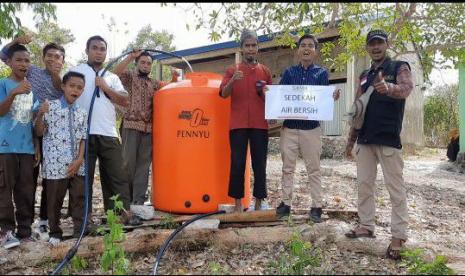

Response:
(0, 28), (413, 260)
(221, 29), (413, 260)
(0, 34), (169, 248)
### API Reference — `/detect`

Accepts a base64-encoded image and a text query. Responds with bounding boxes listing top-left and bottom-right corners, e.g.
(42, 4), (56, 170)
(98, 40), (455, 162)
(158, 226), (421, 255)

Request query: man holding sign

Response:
(274, 34), (340, 223)
(220, 29), (273, 213)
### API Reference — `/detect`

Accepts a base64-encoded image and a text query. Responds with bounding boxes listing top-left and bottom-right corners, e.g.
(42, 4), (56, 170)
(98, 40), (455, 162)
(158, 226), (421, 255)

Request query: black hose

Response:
(51, 48), (192, 275)
(152, 210), (226, 275)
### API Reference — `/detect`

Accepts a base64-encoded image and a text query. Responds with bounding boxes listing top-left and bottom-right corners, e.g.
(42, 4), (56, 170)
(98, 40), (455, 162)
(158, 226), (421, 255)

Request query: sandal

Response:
(345, 226), (376, 239)
(386, 238), (406, 260)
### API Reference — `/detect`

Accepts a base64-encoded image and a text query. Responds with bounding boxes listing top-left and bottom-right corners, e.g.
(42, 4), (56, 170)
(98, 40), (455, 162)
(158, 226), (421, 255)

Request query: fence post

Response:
(459, 64), (465, 153)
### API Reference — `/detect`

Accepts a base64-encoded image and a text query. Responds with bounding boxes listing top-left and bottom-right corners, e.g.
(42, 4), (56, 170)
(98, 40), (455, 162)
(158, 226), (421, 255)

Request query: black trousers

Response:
(228, 128), (268, 199)
(0, 154), (35, 238)
(87, 135), (131, 211)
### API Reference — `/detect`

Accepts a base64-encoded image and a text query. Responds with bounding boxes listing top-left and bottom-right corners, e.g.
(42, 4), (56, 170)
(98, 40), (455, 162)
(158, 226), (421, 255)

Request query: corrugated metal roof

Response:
(152, 33), (276, 61)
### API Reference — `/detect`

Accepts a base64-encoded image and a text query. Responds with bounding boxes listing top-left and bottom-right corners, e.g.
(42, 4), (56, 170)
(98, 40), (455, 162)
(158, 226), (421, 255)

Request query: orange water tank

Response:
(152, 72), (251, 214)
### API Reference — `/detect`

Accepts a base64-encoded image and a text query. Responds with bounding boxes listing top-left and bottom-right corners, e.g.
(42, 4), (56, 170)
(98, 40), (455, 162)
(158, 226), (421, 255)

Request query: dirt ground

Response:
(1, 147), (465, 275)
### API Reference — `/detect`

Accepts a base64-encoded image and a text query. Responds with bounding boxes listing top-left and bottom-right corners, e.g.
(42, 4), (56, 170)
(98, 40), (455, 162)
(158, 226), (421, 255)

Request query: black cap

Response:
(366, 29), (388, 43)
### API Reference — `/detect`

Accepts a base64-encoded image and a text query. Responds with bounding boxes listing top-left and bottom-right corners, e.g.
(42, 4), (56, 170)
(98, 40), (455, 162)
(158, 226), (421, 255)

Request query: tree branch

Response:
(390, 3), (417, 42)
(425, 42), (465, 51)
(329, 3), (339, 28)
(257, 3), (270, 30)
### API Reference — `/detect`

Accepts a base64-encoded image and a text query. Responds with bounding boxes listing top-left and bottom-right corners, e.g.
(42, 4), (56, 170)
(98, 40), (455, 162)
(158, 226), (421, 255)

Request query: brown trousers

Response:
(47, 176), (85, 239)
(280, 127), (322, 208)
(0, 154), (35, 238)
(33, 136), (47, 221)
(356, 144), (408, 240)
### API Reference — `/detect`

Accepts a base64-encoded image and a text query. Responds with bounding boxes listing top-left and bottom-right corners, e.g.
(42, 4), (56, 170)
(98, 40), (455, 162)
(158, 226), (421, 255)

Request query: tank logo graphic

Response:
(177, 108), (210, 139)
(178, 108), (210, 127)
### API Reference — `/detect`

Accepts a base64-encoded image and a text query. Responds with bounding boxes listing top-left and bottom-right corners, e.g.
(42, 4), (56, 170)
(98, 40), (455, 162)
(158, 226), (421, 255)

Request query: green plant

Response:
(97, 195), (129, 275)
(0, 64), (11, 79)
(208, 261), (230, 275)
(286, 215), (295, 227)
(71, 255), (88, 272)
(268, 231), (322, 275)
(400, 248), (455, 275)
(423, 84), (459, 147)
(159, 214), (178, 229)
(59, 255), (88, 275)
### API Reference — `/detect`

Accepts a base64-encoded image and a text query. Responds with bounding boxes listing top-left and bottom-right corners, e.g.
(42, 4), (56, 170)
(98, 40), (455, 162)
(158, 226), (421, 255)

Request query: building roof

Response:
(152, 33), (276, 61)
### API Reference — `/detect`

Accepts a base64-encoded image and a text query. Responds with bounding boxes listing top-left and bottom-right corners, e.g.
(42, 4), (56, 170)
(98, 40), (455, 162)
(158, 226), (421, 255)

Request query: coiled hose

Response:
(152, 210), (226, 275)
(51, 49), (192, 275)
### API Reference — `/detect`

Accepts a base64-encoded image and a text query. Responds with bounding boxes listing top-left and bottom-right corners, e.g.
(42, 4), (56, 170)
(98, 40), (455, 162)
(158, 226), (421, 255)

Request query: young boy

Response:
(0, 44), (39, 249)
(35, 71), (87, 246)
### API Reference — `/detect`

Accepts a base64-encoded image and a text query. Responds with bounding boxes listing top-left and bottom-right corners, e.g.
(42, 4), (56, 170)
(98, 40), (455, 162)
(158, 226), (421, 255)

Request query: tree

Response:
(0, 63), (10, 78)
(123, 24), (176, 81)
(424, 84), (459, 147)
(180, 3), (465, 82)
(124, 25), (175, 53)
(22, 20), (75, 68)
(0, 3), (56, 42)
(101, 14), (130, 59)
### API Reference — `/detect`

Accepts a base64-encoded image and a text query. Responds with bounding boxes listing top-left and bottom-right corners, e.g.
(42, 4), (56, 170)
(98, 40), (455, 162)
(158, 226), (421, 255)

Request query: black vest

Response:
(357, 58), (410, 149)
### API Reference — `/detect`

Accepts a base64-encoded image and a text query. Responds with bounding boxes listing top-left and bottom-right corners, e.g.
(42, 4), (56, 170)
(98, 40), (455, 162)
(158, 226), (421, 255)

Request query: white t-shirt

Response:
(70, 63), (128, 138)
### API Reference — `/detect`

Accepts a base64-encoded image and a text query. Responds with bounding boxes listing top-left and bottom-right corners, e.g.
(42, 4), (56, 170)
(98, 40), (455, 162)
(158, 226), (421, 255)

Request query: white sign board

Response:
(265, 85), (335, 121)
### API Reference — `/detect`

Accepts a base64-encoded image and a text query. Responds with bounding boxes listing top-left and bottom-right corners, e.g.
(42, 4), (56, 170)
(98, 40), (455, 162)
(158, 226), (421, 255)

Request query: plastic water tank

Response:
(152, 72), (251, 213)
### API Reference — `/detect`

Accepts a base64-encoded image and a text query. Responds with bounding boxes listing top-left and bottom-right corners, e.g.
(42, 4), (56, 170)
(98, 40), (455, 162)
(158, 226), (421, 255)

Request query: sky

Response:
(2, 3), (460, 88)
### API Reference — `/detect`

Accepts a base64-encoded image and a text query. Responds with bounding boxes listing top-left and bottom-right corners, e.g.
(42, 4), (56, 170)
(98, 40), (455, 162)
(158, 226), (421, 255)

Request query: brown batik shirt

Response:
(118, 70), (162, 133)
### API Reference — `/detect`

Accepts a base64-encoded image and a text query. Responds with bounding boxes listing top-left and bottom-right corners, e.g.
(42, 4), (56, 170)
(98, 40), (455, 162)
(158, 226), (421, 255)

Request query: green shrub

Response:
(401, 248), (455, 275)
(268, 231), (322, 275)
(423, 84), (459, 147)
(97, 195), (129, 275)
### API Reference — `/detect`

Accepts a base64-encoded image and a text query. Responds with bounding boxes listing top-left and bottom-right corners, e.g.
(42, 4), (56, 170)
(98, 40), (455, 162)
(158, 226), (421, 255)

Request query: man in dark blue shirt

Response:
(276, 34), (340, 222)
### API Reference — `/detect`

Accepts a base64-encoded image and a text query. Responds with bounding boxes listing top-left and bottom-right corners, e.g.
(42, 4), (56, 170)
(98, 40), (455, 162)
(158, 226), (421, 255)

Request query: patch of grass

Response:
(159, 214), (178, 229)
(208, 261), (230, 275)
(400, 248), (455, 275)
(71, 255), (88, 272)
(267, 231), (322, 275)
(59, 256), (89, 275)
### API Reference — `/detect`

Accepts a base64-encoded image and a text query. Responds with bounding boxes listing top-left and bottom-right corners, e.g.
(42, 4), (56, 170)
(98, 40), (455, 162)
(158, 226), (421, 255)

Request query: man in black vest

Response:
(344, 29), (414, 260)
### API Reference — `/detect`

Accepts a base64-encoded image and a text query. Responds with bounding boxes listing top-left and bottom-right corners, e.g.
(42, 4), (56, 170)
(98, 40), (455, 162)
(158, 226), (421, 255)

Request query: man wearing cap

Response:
(220, 29), (272, 213)
(344, 29), (414, 260)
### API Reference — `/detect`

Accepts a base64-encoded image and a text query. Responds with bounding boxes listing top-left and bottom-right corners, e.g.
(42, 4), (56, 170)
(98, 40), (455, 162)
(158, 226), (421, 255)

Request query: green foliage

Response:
(423, 84), (459, 147)
(0, 3), (56, 41)
(20, 20), (75, 68)
(268, 231), (322, 275)
(124, 25), (175, 53)
(0, 63), (11, 79)
(159, 214), (178, 229)
(97, 195), (129, 275)
(182, 3), (465, 81)
(123, 24), (177, 82)
(71, 255), (88, 272)
(60, 256), (88, 275)
(208, 261), (230, 275)
(401, 248), (455, 275)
